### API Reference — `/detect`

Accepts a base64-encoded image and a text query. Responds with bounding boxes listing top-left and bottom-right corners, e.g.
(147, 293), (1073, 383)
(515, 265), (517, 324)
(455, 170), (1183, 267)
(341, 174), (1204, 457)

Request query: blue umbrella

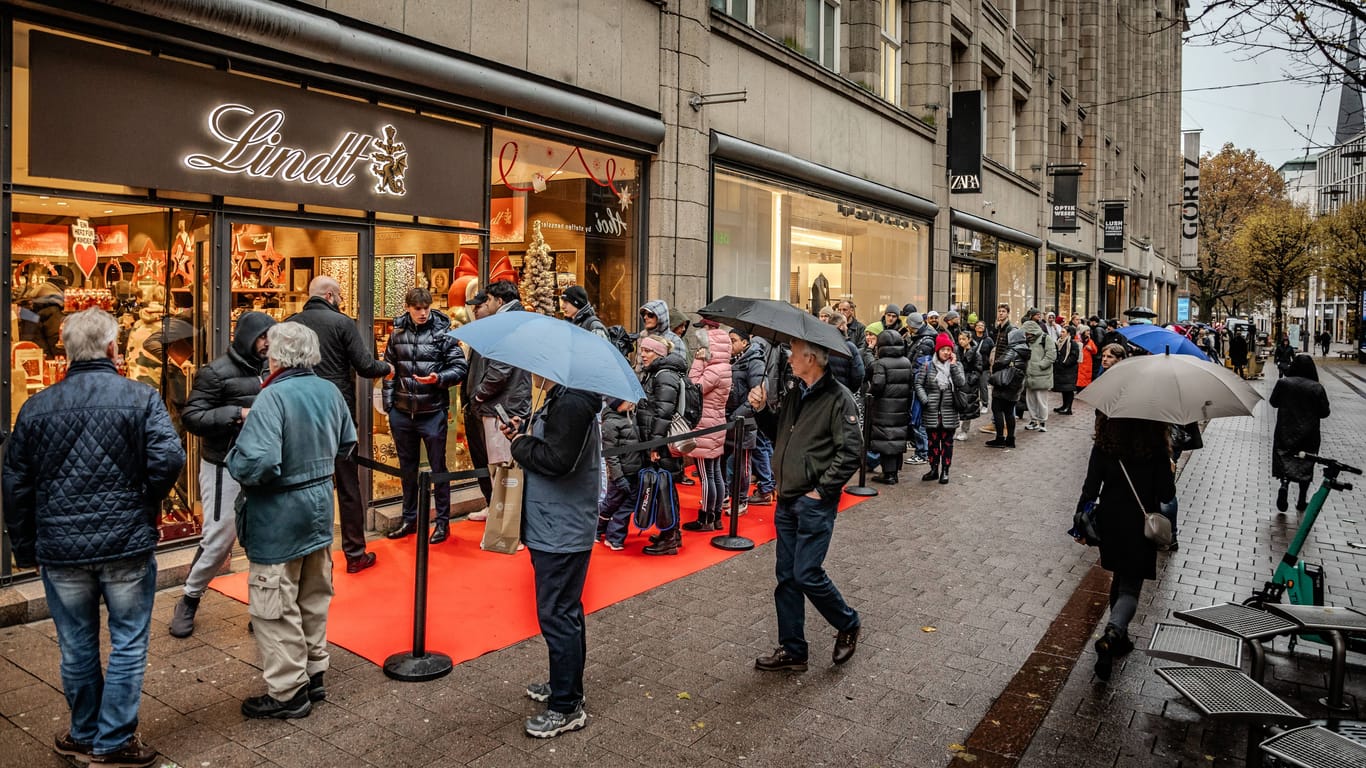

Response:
(1117, 324), (1210, 361)
(448, 311), (645, 402)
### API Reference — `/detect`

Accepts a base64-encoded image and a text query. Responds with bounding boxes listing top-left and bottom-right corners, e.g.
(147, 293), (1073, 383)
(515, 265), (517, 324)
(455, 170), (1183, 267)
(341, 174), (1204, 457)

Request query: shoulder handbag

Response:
(667, 412), (698, 455)
(1118, 460), (1173, 548)
(989, 364), (1016, 388)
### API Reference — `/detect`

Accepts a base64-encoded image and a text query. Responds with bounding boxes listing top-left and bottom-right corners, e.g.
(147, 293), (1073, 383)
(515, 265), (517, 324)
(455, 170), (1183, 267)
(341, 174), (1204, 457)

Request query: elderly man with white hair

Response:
(3, 308), (184, 767)
(227, 322), (356, 720)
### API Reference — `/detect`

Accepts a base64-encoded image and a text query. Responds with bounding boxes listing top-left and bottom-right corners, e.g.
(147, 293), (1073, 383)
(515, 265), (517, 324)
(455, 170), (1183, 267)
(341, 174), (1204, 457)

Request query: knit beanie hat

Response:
(864, 321), (884, 336)
(883, 303), (901, 316)
(935, 332), (954, 351)
(560, 285), (589, 310)
(639, 336), (668, 357)
(906, 312), (925, 329)
(944, 310), (960, 322)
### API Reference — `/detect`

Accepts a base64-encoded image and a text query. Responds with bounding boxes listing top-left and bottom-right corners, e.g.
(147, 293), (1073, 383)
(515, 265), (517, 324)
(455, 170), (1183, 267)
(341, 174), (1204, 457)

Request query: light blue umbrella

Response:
(448, 311), (645, 402)
(1118, 324), (1211, 361)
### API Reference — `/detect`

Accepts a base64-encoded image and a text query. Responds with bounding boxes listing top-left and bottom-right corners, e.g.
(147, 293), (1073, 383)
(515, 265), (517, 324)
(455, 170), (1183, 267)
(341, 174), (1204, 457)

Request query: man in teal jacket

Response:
(227, 322), (356, 721)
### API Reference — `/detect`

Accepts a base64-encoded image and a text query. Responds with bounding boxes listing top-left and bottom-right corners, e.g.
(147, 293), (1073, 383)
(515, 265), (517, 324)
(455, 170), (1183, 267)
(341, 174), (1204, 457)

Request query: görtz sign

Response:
(28, 32), (482, 221)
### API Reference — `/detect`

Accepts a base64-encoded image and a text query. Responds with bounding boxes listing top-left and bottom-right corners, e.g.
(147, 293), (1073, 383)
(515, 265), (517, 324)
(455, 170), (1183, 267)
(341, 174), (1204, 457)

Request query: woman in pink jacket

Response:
(683, 320), (733, 532)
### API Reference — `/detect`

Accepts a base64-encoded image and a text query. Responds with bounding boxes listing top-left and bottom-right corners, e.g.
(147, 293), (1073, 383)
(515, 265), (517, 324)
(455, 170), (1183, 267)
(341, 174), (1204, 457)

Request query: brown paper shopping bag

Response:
(480, 461), (524, 554)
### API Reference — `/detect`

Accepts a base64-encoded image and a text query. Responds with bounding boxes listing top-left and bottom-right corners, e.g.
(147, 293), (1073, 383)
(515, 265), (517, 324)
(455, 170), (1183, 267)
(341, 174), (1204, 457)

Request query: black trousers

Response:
(464, 411), (493, 504)
(529, 548), (592, 714)
(334, 454), (367, 560)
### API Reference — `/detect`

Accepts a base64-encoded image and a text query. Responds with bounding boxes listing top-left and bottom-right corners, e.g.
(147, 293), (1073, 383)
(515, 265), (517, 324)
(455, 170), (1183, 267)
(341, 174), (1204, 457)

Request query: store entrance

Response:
(950, 259), (995, 324)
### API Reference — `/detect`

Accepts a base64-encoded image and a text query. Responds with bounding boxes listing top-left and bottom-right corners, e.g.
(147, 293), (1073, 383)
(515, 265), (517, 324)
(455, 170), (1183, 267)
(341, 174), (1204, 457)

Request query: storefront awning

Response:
(65, 0), (667, 150)
(950, 209), (1043, 249)
(1046, 241), (1094, 262)
(1099, 260), (1144, 278)
(710, 133), (939, 220)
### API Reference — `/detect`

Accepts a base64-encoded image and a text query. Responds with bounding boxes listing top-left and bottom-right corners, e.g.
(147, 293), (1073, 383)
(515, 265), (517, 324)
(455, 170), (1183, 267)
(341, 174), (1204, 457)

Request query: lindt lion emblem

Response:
(369, 125), (408, 196)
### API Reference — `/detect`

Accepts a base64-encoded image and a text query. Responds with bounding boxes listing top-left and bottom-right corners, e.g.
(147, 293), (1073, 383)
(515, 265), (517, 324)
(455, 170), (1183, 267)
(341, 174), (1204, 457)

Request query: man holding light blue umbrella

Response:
(448, 311), (643, 739)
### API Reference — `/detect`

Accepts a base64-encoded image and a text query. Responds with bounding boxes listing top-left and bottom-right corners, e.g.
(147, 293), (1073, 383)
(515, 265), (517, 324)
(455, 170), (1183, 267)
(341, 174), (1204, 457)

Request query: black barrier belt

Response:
(602, 418), (750, 458)
(352, 418), (753, 476)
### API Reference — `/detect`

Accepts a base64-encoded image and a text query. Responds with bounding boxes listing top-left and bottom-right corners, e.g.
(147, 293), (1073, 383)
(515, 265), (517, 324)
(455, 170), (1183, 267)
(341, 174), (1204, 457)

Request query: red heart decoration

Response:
(72, 243), (98, 279)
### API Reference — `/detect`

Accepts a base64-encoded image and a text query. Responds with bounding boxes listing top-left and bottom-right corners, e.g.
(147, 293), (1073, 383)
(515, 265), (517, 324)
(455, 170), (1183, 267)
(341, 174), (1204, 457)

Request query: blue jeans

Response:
(912, 422), (928, 459)
(389, 408), (451, 524)
(42, 555), (157, 756)
(773, 494), (859, 659)
(597, 477), (636, 546)
(751, 433), (775, 494)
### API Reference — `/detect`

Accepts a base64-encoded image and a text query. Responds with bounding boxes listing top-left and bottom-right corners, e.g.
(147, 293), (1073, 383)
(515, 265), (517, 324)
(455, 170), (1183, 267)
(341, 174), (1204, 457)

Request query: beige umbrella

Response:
(1078, 352), (1263, 422)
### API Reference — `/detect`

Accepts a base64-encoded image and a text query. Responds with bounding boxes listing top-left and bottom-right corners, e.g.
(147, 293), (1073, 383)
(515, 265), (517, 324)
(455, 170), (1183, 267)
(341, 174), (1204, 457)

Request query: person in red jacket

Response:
(1076, 327), (1099, 390)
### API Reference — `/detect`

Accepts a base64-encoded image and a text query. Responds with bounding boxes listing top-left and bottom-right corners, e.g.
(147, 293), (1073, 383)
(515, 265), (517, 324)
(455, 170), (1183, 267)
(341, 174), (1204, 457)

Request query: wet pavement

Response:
(1, 360), (1364, 768)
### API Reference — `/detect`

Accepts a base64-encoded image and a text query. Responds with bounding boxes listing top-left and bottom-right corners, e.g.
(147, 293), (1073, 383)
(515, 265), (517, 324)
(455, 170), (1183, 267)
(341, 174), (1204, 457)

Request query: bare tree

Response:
(1189, 144), (1287, 321)
(1190, 1), (1365, 90)
(1233, 201), (1320, 341)
(1317, 198), (1366, 348)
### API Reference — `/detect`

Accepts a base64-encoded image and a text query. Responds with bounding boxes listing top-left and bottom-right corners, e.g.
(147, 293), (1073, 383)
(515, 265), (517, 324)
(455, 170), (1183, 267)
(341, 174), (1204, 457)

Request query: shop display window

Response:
(369, 227), (483, 503)
(489, 129), (639, 328)
(9, 195), (213, 558)
(712, 171), (929, 318)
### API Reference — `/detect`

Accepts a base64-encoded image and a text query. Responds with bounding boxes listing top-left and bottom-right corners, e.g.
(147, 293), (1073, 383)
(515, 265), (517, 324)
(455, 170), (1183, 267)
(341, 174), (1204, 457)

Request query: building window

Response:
(712, 170), (929, 318)
(806, 0), (840, 71)
(880, 1), (900, 105)
(710, 0), (753, 25)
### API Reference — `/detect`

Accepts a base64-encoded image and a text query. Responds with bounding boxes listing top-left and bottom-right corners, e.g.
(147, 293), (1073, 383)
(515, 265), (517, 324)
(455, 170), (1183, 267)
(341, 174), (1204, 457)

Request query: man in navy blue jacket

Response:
(3, 309), (185, 768)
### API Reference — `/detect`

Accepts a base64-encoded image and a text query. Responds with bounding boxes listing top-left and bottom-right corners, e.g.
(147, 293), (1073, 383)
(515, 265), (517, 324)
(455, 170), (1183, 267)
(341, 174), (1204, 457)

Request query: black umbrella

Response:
(698, 295), (851, 358)
(1124, 306), (1158, 319)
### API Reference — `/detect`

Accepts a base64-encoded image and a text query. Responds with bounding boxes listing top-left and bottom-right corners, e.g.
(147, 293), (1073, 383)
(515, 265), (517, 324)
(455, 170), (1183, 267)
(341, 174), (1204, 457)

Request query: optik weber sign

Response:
(28, 32), (482, 221)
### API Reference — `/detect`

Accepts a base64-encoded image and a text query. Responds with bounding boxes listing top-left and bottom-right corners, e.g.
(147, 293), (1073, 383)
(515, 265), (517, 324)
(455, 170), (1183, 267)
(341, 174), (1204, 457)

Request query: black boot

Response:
(939, 467), (950, 484)
(884, 471), (898, 485)
(1004, 435), (1016, 448)
(1276, 483), (1289, 512)
(643, 529), (681, 555)
(920, 465), (939, 482)
(682, 514), (710, 532)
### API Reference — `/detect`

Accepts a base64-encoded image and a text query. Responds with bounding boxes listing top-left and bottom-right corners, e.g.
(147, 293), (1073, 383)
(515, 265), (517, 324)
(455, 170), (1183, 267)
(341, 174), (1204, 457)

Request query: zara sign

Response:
(28, 32), (481, 221)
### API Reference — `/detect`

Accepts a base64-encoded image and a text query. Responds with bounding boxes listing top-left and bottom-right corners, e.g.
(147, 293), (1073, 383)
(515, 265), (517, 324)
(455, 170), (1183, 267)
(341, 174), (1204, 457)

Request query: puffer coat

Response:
(727, 336), (768, 450)
(990, 330), (1030, 404)
(1077, 338), (1099, 389)
(1023, 320), (1056, 390)
(867, 330), (913, 455)
(1270, 355), (1331, 483)
(687, 327), (733, 459)
(914, 359), (968, 431)
(182, 311), (274, 465)
(1052, 337), (1080, 393)
(3, 359), (185, 568)
(383, 309), (468, 415)
(636, 352), (688, 441)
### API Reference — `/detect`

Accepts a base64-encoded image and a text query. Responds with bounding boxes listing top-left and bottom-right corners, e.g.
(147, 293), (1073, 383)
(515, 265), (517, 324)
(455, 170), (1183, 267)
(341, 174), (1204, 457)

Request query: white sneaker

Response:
(954, 431), (967, 441)
(979, 405), (989, 414)
(1024, 421), (1038, 431)
(1036, 423), (1047, 433)
(466, 508), (489, 522)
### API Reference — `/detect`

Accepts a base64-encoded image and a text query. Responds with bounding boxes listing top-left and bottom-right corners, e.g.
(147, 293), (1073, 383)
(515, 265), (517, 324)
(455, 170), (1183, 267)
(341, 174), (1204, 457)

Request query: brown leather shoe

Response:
(90, 734), (157, 767)
(755, 647), (808, 672)
(53, 730), (92, 762)
(833, 625), (860, 665)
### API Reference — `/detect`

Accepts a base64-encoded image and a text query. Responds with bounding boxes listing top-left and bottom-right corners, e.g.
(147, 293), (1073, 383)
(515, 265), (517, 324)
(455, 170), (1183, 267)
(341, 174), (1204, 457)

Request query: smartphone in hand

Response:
(494, 403), (513, 427)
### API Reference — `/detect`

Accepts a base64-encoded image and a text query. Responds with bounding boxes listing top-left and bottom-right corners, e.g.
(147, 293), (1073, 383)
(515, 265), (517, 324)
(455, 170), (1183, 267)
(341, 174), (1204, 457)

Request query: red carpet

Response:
(210, 484), (869, 666)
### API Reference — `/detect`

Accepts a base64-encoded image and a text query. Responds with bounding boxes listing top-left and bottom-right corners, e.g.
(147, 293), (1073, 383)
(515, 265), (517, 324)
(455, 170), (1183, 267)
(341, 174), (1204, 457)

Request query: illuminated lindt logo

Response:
(183, 104), (407, 196)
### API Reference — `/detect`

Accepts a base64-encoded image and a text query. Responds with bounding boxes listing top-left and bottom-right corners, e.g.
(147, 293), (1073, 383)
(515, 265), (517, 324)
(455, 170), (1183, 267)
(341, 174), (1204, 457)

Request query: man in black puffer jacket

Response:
(868, 329), (914, 483)
(169, 311), (275, 639)
(289, 276), (391, 571)
(3, 308), (184, 766)
(383, 288), (468, 545)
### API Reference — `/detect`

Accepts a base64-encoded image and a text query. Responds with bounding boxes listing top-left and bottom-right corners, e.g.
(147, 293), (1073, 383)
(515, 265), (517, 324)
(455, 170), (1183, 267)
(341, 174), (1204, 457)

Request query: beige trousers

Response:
(247, 548), (333, 700)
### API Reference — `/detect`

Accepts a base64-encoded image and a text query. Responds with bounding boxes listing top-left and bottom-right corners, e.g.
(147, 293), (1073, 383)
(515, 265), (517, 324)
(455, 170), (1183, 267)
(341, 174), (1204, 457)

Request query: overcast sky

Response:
(1181, 5), (1350, 168)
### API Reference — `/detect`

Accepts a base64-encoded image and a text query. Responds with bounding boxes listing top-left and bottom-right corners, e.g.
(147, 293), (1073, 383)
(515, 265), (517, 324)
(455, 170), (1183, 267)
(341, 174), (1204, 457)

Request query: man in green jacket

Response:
(227, 322), (356, 720)
(748, 339), (863, 673)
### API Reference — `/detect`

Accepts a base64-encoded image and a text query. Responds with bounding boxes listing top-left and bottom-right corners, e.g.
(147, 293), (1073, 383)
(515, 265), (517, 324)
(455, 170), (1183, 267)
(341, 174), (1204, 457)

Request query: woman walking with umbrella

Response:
(1073, 414), (1176, 681)
(1270, 354), (1331, 513)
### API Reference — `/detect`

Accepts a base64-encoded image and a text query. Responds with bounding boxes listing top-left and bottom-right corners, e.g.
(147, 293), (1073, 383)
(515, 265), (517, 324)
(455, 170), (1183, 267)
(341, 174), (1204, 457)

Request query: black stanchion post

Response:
(384, 470), (453, 681)
(712, 419), (755, 551)
(844, 392), (878, 497)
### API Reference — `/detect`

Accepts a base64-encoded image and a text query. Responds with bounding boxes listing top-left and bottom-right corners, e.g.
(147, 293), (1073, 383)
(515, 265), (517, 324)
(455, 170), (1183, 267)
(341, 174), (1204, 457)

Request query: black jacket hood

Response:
(231, 311), (276, 365)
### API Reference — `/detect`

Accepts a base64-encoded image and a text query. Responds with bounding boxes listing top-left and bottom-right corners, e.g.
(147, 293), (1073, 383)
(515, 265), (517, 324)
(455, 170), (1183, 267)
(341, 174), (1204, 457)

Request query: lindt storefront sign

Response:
(28, 32), (481, 220)
(184, 104), (409, 196)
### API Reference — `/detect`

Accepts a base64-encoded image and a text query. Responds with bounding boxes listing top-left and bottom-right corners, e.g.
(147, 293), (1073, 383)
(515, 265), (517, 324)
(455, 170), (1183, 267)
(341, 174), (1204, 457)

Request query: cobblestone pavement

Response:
(1020, 360), (1366, 768)
(1, 362), (1363, 768)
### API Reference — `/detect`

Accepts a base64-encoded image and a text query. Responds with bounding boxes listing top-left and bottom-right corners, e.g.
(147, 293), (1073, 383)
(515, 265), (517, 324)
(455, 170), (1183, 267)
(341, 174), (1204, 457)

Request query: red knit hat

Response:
(934, 332), (954, 351)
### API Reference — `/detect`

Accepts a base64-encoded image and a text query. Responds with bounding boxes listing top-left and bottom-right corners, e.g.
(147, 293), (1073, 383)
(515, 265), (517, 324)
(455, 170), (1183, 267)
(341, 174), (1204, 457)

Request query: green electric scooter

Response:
(1246, 453), (1364, 649)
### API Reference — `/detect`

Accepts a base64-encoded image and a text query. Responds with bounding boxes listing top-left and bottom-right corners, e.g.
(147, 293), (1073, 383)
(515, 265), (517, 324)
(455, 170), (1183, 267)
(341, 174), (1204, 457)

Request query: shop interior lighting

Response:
(791, 227), (844, 251)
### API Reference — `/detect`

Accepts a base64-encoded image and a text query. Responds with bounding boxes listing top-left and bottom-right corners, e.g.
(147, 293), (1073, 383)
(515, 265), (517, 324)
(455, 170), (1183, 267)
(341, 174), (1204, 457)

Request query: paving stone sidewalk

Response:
(2, 363), (1363, 767)
(1020, 360), (1366, 768)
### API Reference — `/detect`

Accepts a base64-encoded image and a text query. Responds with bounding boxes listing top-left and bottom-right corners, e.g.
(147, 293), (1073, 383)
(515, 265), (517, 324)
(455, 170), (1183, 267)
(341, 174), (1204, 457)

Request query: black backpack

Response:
(606, 324), (637, 360)
(680, 377), (703, 429)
